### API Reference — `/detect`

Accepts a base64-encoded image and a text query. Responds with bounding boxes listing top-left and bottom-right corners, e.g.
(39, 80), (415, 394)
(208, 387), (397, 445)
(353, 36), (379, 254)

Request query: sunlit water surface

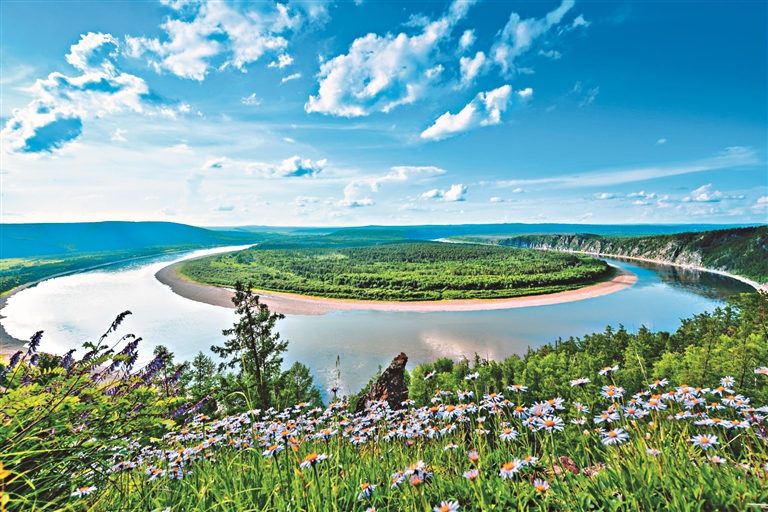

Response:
(1, 248), (753, 396)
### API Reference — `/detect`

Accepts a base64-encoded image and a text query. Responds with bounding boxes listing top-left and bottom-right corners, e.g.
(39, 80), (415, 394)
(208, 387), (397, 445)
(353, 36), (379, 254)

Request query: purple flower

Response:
(27, 331), (43, 354)
(108, 311), (132, 333)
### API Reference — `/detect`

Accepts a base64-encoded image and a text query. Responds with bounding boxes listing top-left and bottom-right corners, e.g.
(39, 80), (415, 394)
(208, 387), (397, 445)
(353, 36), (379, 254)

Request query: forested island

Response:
(178, 243), (614, 301)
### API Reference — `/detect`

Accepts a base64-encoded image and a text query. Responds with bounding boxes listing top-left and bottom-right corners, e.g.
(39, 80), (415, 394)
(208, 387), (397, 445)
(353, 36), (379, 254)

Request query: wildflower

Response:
(424, 371), (436, 380)
(299, 452), (329, 469)
(601, 428), (630, 445)
(71, 486), (97, 498)
(468, 450), (479, 463)
(536, 416), (564, 432)
(499, 459), (523, 480)
(507, 383), (527, 392)
(465, 372), (480, 380)
(357, 483), (376, 500)
(649, 378), (668, 389)
(444, 443), (459, 451)
(644, 398), (667, 411)
(708, 455), (727, 465)
(521, 455), (538, 466)
(27, 330), (43, 354)
(546, 397), (566, 410)
(571, 417), (586, 425)
(623, 407), (648, 419)
(646, 448), (661, 456)
(600, 385), (625, 399)
(262, 444), (284, 457)
(328, 385), (341, 395)
(570, 377), (590, 387)
(499, 427), (518, 441)
(594, 411), (620, 424)
(532, 479), (550, 493)
(433, 501), (460, 512)
(720, 376), (735, 387)
(463, 469), (479, 480)
(755, 367), (768, 376)
(690, 434), (719, 450)
(599, 365), (619, 376)
(573, 402), (589, 413)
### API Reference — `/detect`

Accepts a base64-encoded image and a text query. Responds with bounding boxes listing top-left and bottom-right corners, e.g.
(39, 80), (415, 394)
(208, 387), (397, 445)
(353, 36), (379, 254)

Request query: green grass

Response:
(178, 242), (614, 302)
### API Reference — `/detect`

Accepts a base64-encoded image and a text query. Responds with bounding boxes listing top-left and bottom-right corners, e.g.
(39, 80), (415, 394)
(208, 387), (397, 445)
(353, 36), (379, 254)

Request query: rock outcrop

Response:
(354, 352), (409, 413)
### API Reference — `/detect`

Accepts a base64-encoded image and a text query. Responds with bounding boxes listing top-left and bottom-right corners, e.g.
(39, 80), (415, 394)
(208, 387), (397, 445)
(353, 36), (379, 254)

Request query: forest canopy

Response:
(178, 242), (613, 301)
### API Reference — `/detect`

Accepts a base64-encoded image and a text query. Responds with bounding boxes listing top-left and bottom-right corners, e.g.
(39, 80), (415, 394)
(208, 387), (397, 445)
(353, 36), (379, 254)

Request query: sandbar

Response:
(155, 262), (637, 315)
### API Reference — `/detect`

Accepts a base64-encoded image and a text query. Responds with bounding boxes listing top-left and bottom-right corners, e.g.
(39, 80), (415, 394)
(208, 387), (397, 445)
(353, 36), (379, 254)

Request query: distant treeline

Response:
(469, 226), (768, 285)
(179, 242), (613, 301)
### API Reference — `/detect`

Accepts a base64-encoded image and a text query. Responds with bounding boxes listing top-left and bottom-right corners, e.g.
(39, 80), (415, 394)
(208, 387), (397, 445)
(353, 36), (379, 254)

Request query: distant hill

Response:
(485, 226), (768, 286)
(0, 221), (265, 259)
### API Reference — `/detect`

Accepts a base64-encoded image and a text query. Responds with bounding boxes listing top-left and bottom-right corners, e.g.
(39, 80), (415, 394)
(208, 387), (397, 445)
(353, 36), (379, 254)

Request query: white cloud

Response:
(284, 137), (295, 143)
(498, 147), (759, 189)
(490, 197), (504, 202)
(247, 155), (326, 177)
(628, 190), (656, 199)
(491, 0), (574, 76)
(125, 0), (297, 81)
(111, 128), (127, 142)
(214, 203), (235, 211)
(458, 29), (476, 51)
(572, 15), (590, 28)
(538, 49), (562, 59)
(1, 32), (176, 154)
(458, 52), (488, 87)
(656, 138), (667, 145)
(268, 54), (294, 68)
(752, 196), (768, 211)
(421, 183), (467, 201)
(338, 165), (445, 208)
(596, 192), (615, 200)
(281, 73), (301, 83)
(241, 93), (261, 105)
(421, 85), (526, 141)
(580, 86), (599, 106)
(512, 187), (524, 193)
(682, 183), (745, 203)
(305, 0), (478, 117)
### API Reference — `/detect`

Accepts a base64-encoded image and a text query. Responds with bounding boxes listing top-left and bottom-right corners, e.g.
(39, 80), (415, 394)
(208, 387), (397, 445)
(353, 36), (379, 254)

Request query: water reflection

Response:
(0, 251), (756, 397)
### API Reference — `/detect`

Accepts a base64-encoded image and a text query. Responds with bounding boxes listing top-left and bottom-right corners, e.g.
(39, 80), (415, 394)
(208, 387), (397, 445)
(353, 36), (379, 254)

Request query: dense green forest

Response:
(464, 226), (768, 285)
(179, 242), (613, 301)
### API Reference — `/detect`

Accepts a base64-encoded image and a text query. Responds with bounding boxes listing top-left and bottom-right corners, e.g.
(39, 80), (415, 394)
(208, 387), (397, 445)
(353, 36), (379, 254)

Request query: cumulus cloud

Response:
(421, 184), (467, 201)
(338, 165), (445, 208)
(111, 128), (127, 142)
(458, 51), (488, 87)
(421, 85), (529, 141)
(458, 29), (476, 51)
(490, 197), (504, 202)
(269, 54), (294, 68)
(596, 193), (615, 200)
(1, 32), (175, 154)
(572, 15), (590, 28)
(628, 190), (656, 199)
(682, 184), (745, 203)
(247, 155), (326, 177)
(125, 0), (298, 81)
(752, 196), (768, 211)
(305, 0), (478, 117)
(491, 0), (574, 76)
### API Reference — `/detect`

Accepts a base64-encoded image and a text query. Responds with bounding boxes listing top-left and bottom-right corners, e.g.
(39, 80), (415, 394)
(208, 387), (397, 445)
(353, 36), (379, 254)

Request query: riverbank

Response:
(155, 261), (637, 315)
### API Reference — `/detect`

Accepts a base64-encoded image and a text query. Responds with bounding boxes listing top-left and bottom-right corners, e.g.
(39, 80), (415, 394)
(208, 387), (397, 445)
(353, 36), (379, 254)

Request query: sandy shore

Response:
(0, 286), (30, 356)
(155, 262), (637, 315)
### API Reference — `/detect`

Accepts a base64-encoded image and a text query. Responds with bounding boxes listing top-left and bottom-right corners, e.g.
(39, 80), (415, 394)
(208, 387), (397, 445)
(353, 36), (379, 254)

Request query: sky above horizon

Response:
(1, 0), (766, 227)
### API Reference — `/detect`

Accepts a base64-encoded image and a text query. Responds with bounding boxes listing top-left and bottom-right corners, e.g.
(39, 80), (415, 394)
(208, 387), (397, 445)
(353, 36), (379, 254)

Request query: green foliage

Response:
(0, 313), (188, 510)
(180, 242), (613, 301)
(485, 225), (768, 284)
(211, 281), (289, 410)
(409, 291), (768, 407)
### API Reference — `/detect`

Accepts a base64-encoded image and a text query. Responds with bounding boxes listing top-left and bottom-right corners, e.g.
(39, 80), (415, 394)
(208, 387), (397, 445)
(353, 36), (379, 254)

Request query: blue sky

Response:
(1, 0), (766, 226)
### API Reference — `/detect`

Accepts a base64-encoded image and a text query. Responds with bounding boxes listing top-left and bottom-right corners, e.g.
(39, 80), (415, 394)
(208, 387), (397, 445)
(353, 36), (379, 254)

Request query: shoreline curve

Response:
(155, 262), (637, 315)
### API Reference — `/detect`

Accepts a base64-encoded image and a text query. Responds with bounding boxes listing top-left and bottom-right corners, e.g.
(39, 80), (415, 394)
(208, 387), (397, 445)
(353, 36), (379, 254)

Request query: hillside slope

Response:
(488, 226), (768, 285)
(0, 221), (264, 258)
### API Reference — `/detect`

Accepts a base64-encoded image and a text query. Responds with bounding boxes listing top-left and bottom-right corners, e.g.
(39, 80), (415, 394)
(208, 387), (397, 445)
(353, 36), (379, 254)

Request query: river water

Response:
(0, 247), (754, 395)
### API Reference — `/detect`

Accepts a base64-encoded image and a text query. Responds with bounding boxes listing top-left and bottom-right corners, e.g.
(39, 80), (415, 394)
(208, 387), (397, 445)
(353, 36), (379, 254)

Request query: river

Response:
(0, 247), (754, 395)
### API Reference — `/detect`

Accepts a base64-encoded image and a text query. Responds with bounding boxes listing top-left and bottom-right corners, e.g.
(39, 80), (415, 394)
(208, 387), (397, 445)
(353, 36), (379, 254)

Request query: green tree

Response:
(190, 351), (219, 415)
(275, 362), (324, 409)
(211, 281), (288, 409)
